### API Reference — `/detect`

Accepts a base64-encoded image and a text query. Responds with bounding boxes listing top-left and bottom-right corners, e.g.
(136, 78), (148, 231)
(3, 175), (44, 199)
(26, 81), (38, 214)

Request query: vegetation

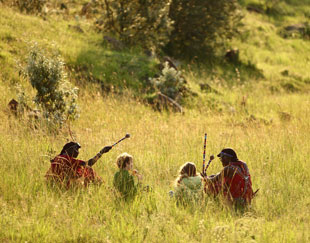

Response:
(101, 0), (172, 52)
(150, 62), (189, 103)
(0, 0), (309, 242)
(22, 44), (79, 124)
(1, 0), (46, 14)
(166, 0), (242, 59)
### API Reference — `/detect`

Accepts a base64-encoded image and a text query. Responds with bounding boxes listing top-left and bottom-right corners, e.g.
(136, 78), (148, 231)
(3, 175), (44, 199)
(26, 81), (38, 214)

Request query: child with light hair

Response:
(171, 162), (203, 204)
(113, 152), (143, 200)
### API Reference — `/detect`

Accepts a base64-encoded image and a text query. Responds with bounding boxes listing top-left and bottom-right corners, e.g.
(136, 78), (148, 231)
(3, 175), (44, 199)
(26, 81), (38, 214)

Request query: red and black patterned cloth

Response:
(205, 160), (254, 204)
(45, 154), (102, 188)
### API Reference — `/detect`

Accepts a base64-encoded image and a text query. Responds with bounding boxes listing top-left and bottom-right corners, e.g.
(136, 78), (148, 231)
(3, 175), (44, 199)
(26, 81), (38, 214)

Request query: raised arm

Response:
(87, 146), (112, 167)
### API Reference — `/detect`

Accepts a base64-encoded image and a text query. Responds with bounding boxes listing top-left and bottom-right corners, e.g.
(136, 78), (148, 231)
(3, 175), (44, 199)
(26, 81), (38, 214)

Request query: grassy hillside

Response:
(0, 1), (310, 242)
(234, 0), (310, 92)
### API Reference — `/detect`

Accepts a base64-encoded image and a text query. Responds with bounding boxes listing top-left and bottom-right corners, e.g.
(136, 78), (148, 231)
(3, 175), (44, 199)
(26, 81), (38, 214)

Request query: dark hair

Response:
(217, 148), (238, 162)
(60, 142), (81, 155)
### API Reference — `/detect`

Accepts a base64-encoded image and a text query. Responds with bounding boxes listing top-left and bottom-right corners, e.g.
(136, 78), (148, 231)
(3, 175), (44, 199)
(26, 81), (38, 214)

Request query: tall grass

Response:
(1, 2), (310, 242)
(0, 87), (309, 242)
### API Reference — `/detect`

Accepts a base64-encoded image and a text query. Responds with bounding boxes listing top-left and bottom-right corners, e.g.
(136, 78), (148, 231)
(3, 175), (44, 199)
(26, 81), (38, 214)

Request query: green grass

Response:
(0, 4), (159, 96)
(1, 2), (310, 242)
(231, 11), (310, 90)
(0, 92), (309, 242)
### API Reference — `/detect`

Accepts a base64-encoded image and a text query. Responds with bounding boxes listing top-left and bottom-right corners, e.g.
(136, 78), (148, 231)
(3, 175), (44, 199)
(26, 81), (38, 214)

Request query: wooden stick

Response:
(202, 133), (207, 174)
(112, 133), (130, 147)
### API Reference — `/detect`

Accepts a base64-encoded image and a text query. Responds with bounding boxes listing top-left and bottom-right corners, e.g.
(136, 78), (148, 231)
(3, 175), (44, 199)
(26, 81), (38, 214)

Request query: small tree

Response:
(166, 0), (242, 59)
(150, 62), (188, 103)
(102, 0), (173, 51)
(24, 45), (79, 125)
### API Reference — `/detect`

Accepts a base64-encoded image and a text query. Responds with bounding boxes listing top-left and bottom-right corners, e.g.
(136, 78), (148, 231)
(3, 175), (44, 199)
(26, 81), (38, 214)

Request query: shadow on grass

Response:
(71, 46), (159, 94)
(188, 58), (264, 87)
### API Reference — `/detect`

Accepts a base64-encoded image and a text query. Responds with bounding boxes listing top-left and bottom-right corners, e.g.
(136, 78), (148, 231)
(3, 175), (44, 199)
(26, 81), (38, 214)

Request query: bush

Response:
(23, 45), (79, 126)
(100, 0), (242, 59)
(150, 62), (189, 103)
(2, 0), (46, 14)
(101, 0), (173, 51)
(166, 0), (242, 59)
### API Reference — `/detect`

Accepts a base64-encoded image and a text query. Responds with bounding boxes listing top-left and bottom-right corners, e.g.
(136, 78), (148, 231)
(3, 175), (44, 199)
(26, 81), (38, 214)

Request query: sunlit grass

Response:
(1, 85), (309, 242)
(1, 2), (310, 242)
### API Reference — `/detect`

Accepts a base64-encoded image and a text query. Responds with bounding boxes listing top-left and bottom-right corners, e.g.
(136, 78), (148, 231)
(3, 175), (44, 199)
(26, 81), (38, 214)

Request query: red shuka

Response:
(206, 161), (254, 204)
(45, 155), (102, 187)
(223, 161), (253, 204)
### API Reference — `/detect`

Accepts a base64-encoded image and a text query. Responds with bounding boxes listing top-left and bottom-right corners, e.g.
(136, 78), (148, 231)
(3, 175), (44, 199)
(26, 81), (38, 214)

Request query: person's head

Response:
(116, 152), (133, 170)
(179, 162), (197, 177)
(60, 142), (81, 158)
(175, 162), (198, 186)
(217, 148), (238, 166)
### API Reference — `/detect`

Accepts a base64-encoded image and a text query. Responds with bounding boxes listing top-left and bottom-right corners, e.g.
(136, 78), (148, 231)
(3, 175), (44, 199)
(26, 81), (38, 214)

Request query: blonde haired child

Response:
(173, 162), (203, 204)
(113, 152), (142, 200)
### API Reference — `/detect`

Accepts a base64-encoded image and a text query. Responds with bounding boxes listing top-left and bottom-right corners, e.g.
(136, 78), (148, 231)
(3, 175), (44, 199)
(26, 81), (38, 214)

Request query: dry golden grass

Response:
(1, 82), (309, 242)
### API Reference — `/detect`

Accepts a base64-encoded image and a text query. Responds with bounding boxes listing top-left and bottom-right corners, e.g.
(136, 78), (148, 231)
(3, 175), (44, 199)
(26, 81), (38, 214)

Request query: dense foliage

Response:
(166, 0), (242, 59)
(101, 0), (173, 51)
(23, 45), (79, 125)
(150, 62), (188, 103)
(100, 0), (242, 59)
(1, 0), (46, 14)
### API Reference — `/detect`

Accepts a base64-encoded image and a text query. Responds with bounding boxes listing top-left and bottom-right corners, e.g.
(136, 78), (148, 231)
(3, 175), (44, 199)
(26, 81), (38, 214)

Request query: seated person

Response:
(45, 141), (111, 188)
(113, 152), (143, 200)
(204, 148), (254, 206)
(172, 162), (203, 204)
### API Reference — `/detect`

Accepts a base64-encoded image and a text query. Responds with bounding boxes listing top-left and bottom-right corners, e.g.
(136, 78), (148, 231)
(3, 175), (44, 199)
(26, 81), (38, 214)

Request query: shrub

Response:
(101, 0), (173, 51)
(2, 0), (46, 14)
(23, 44), (79, 126)
(166, 0), (242, 59)
(150, 62), (189, 103)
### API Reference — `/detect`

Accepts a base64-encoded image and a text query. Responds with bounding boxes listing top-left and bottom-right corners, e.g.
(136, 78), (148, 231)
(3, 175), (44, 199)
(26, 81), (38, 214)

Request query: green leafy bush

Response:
(150, 62), (189, 103)
(101, 0), (173, 51)
(166, 0), (242, 59)
(23, 45), (79, 125)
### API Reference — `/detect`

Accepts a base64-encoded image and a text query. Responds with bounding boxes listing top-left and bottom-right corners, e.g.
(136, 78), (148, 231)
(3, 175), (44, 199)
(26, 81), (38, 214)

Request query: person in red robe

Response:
(204, 148), (254, 206)
(45, 142), (112, 188)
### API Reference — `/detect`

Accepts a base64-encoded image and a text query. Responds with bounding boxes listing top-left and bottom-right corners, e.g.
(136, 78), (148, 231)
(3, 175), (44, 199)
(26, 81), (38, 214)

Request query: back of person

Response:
(46, 154), (101, 187)
(180, 176), (202, 192)
(174, 162), (203, 204)
(224, 160), (253, 204)
(113, 153), (142, 201)
(175, 176), (202, 204)
(113, 169), (137, 200)
(45, 141), (108, 188)
(46, 154), (85, 186)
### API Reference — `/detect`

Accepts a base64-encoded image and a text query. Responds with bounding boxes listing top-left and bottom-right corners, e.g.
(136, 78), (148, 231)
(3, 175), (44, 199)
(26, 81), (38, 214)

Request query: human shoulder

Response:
(223, 165), (237, 178)
(51, 154), (70, 164)
(55, 154), (85, 164)
(114, 170), (120, 177)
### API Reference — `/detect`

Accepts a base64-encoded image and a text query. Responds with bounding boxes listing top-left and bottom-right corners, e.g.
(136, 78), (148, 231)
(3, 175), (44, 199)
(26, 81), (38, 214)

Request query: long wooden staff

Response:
(202, 133), (207, 174)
